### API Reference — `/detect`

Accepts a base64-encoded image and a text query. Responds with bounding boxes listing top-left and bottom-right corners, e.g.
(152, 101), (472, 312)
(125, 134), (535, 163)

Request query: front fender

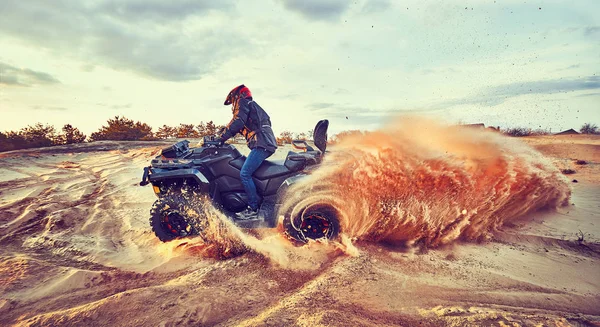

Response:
(147, 168), (210, 193)
(149, 168), (209, 184)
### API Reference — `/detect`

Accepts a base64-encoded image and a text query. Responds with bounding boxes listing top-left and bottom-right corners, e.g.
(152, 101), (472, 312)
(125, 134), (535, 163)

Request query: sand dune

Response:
(0, 131), (599, 326)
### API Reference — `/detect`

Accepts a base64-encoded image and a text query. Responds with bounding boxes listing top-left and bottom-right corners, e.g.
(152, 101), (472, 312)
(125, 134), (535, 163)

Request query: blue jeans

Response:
(240, 147), (272, 210)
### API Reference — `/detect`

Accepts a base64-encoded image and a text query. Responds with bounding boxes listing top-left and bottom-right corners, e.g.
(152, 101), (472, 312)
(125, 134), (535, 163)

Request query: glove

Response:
(216, 135), (227, 144)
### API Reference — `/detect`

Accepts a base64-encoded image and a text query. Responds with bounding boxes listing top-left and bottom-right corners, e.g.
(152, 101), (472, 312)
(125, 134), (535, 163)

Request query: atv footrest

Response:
(232, 201), (277, 228)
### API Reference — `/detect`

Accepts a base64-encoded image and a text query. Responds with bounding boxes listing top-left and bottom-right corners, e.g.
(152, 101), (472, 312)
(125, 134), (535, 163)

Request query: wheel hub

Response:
(161, 210), (191, 237)
(299, 212), (332, 240)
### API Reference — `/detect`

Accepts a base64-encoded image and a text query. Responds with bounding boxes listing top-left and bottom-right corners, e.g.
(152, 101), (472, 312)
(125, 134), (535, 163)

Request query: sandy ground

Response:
(0, 134), (599, 327)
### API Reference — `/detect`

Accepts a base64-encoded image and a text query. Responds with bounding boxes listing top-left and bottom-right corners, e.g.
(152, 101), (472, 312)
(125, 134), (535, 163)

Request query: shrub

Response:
(155, 125), (176, 139)
(6, 132), (28, 151)
(0, 123), (87, 152)
(153, 122), (226, 139)
(580, 123), (599, 134)
(175, 124), (199, 138)
(0, 132), (17, 152)
(502, 127), (532, 137)
(20, 123), (59, 148)
(530, 128), (552, 136)
(204, 121), (218, 136)
(60, 124), (86, 144)
(195, 122), (206, 137)
(90, 116), (154, 141)
(306, 129), (314, 141)
(277, 131), (293, 145)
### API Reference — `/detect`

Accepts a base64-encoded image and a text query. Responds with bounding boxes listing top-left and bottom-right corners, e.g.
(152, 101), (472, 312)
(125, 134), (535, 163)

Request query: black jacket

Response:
(221, 98), (278, 153)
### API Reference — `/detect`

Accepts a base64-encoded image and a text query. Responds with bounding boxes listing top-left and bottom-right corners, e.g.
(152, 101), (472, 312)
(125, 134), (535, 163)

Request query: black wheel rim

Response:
(299, 212), (333, 240)
(161, 209), (192, 237)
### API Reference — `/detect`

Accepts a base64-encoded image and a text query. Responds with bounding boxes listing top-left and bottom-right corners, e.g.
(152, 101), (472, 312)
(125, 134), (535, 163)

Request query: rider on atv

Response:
(217, 84), (278, 219)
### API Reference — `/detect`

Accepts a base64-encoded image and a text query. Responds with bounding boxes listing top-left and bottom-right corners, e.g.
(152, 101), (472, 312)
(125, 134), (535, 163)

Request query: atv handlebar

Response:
(203, 135), (224, 147)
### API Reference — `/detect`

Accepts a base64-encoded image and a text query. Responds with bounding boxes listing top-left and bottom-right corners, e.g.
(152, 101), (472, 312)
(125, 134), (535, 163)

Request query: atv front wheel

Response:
(149, 193), (200, 242)
(283, 204), (340, 244)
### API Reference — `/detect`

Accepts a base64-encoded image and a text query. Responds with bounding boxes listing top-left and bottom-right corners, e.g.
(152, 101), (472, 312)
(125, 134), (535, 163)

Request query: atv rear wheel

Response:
(283, 204), (340, 244)
(150, 193), (199, 242)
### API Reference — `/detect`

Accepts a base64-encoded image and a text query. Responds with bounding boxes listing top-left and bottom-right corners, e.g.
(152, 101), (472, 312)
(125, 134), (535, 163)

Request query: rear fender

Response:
(276, 174), (308, 200)
(271, 174), (305, 226)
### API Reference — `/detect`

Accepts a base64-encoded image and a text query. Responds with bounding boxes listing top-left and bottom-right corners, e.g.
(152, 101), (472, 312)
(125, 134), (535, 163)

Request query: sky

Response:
(0, 0), (599, 137)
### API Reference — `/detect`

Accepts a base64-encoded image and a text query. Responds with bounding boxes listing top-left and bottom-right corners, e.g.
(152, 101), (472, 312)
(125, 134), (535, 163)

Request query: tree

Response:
(306, 129), (314, 141)
(502, 127), (531, 137)
(0, 132), (11, 152)
(21, 123), (59, 148)
(176, 124), (199, 138)
(135, 122), (155, 140)
(90, 116), (154, 141)
(277, 131), (293, 145)
(156, 125), (176, 139)
(580, 123), (599, 134)
(61, 124), (86, 144)
(0, 131), (27, 152)
(195, 122), (206, 137)
(205, 121), (218, 136)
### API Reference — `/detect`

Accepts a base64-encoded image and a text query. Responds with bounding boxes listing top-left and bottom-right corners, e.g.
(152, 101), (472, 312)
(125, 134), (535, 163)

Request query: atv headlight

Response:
(153, 185), (161, 195)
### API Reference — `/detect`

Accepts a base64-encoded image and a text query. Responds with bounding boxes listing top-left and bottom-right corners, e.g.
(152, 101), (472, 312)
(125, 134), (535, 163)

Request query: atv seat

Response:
(283, 150), (320, 171)
(229, 151), (318, 180)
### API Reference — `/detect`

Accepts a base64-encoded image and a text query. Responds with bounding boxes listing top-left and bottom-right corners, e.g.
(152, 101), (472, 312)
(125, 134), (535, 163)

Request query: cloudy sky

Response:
(0, 0), (598, 136)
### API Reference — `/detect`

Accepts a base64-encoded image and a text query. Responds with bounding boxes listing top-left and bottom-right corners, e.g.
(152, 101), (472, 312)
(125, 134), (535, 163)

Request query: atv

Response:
(140, 120), (340, 244)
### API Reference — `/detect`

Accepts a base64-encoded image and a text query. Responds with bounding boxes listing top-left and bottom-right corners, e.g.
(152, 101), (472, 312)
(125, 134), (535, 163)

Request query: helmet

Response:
(224, 84), (252, 105)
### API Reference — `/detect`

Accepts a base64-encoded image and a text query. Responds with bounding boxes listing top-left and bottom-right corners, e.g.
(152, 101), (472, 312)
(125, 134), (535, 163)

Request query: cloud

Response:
(575, 92), (600, 98)
(97, 0), (233, 22)
(334, 88), (350, 95)
(421, 67), (459, 75)
(81, 64), (96, 72)
(505, 75), (597, 92)
(95, 103), (132, 110)
(111, 104), (132, 110)
(0, 0), (245, 81)
(439, 75), (600, 108)
(31, 105), (68, 111)
(554, 64), (581, 73)
(492, 75), (600, 96)
(307, 100), (411, 124)
(584, 26), (600, 36)
(305, 102), (396, 128)
(279, 0), (351, 21)
(362, 0), (391, 14)
(0, 62), (60, 86)
(308, 102), (335, 110)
